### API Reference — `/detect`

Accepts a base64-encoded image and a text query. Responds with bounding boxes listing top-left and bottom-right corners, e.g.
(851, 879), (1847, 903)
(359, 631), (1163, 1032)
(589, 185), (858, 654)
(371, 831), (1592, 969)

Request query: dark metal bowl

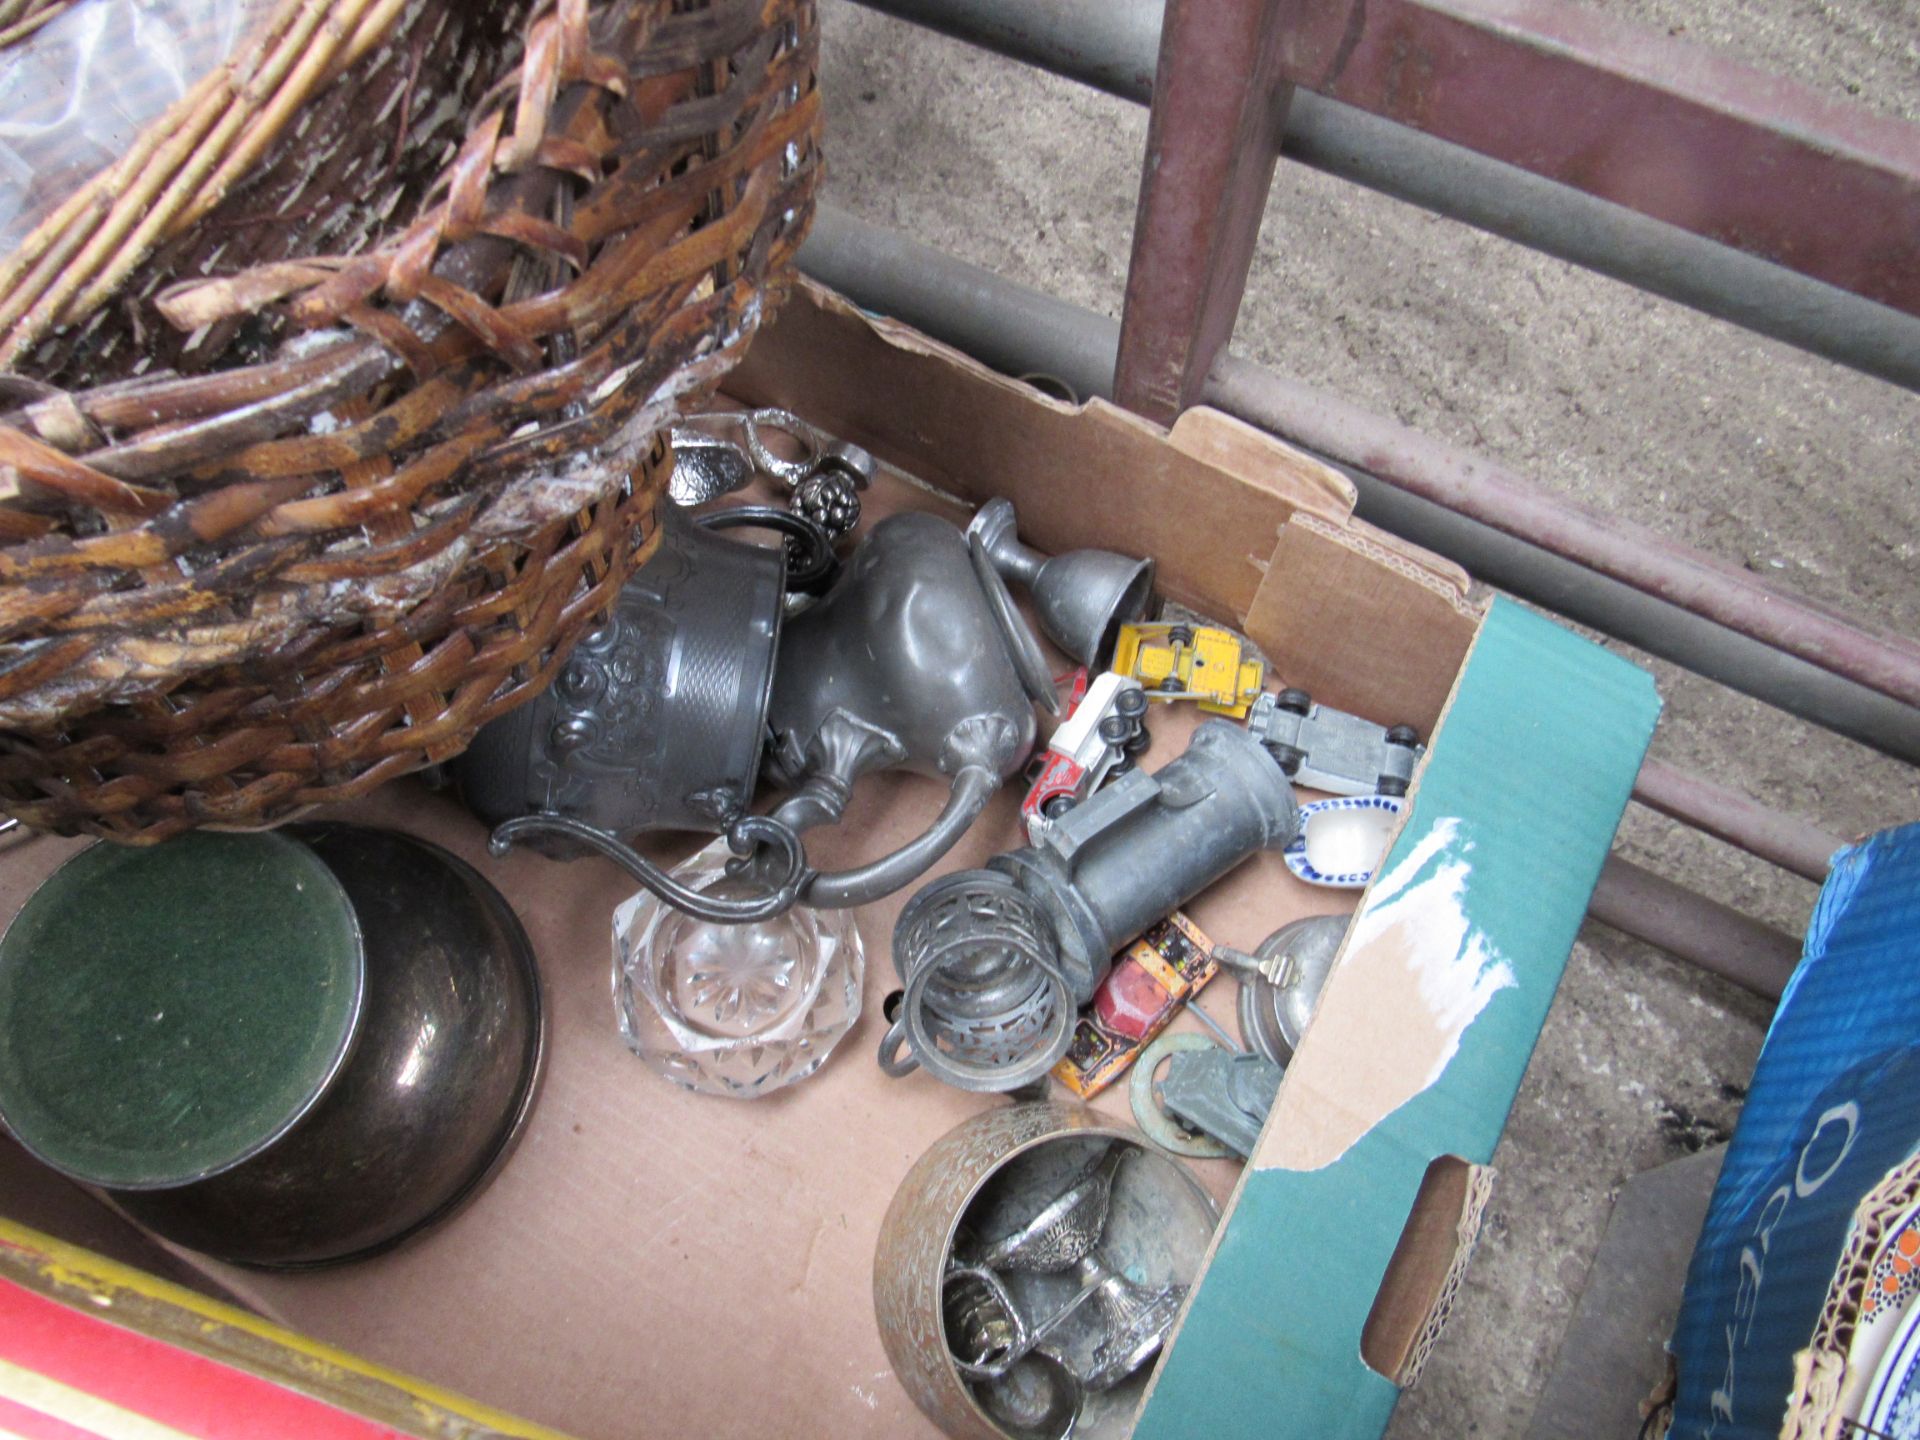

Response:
(111, 824), (543, 1269)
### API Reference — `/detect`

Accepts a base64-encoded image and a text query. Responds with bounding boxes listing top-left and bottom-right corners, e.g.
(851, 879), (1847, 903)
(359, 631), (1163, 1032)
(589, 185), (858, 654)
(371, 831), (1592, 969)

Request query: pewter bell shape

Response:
(967, 498), (1155, 668)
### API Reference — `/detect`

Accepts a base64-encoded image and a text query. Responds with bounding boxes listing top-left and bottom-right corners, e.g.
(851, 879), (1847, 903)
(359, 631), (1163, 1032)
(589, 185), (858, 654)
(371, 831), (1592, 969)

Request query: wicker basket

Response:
(0, 0), (821, 842)
(0, 0), (537, 383)
(0, 1), (77, 49)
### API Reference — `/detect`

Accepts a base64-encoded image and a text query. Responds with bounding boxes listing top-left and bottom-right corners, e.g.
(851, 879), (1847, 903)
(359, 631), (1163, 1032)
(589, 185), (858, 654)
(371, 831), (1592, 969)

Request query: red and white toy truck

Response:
(1020, 669), (1149, 844)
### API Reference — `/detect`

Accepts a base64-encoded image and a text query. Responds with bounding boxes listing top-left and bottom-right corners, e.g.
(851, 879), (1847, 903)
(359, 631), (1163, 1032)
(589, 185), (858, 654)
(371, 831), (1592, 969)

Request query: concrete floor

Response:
(813, 3), (1920, 1434)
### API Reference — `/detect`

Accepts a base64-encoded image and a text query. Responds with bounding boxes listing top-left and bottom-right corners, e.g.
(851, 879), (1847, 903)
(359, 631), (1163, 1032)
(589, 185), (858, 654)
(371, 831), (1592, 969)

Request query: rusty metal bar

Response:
(1589, 856), (1803, 1000)
(1205, 354), (1920, 712)
(796, 207), (1920, 765)
(847, 0), (1920, 394)
(1114, 0), (1289, 423)
(1631, 761), (1843, 885)
(1268, 0), (1920, 318)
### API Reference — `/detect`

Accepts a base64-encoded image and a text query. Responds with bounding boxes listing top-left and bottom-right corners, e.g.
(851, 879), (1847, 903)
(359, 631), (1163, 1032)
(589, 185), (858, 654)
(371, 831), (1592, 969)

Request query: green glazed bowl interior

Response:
(0, 831), (364, 1190)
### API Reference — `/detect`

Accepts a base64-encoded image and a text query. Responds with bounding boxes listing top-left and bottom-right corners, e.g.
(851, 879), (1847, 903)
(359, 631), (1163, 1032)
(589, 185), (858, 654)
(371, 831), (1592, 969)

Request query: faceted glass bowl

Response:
(613, 840), (863, 1098)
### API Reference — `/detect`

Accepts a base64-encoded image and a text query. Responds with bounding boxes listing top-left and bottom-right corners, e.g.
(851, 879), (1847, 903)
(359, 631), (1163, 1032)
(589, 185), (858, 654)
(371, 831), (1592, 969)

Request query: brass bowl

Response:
(874, 1103), (1218, 1440)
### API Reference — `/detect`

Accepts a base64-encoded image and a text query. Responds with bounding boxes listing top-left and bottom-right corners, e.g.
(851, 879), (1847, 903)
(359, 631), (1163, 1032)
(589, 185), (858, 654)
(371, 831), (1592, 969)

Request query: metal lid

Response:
(0, 832), (364, 1189)
(1236, 913), (1347, 1068)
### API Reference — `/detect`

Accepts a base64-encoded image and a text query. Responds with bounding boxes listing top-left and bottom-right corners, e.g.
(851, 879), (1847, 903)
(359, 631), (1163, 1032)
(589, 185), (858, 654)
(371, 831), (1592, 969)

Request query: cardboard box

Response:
(0, 281), (1659, 1440)
(1669, 821), (1920, 1439)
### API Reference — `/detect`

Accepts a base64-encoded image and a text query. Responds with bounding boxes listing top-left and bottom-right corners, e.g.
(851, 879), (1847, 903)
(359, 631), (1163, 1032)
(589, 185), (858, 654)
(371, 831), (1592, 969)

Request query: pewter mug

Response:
(455, 506), (789, 839)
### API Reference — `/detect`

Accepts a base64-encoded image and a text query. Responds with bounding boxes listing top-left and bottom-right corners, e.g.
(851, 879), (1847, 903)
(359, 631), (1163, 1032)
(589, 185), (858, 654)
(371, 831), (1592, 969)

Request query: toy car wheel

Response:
(1265, 742), (1306, 776)
(1042, 794), (1076, 819)
(1277, 688), (1312, 715)
(1167, 624), (1195, 647)
(1386, 724), (1420, 748)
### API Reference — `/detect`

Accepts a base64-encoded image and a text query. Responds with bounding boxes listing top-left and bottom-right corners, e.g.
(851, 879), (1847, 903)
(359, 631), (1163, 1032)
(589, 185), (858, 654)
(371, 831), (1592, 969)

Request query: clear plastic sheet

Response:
(0, 0), (275, 250)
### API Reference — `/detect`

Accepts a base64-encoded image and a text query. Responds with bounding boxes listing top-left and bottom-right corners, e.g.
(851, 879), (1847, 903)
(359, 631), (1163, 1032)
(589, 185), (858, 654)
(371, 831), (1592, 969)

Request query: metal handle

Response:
(488, 813), (810, 924)
(968, 530), (1062, 717)
(801, 764), (1000, 909)
(877, 1014), (920, 1076)
(740, 407), (825, 488)
(694, 505), (837, 594)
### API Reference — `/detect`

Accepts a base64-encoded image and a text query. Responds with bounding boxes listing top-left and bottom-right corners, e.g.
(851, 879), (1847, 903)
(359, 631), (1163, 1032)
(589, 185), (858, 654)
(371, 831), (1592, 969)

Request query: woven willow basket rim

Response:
(0, 0), (820, 839)
(0, 0), (444, 363)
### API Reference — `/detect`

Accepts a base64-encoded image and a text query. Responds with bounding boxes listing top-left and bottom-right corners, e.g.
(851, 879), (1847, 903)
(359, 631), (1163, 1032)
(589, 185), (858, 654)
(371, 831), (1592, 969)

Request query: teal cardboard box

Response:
(1134, 599), (1661, 1440)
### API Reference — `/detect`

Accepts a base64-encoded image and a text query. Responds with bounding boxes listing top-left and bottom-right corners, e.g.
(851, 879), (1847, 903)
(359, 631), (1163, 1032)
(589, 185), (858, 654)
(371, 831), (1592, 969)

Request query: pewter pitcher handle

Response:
(800, 763), (1000, 909)
(694, 505), (837, 594)
(488, 814), (809, 924)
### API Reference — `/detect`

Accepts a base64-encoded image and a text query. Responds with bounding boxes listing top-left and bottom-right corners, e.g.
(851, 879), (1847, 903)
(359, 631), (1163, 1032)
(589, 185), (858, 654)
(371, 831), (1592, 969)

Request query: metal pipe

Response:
(1631, 760), (1842, 884)
(1279, 106), (1920, 397)
(846, 0), (1162, 101)
(1316, 461), (1920, 767)
(1204, 356), (1920, 713)
(845, 0), (1920, 393)
(1588, 856), (1803, 1000)
(801, 208), (1122, 401)
(1111, 0), (1292, 421)
(797, 208), (1920, 766)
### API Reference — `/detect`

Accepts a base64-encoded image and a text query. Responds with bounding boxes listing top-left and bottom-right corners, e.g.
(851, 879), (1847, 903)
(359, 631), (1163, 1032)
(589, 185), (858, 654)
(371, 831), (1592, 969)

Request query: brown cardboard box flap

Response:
(730, 280), (1483, 719)
(733, 280), (1373, 628)
(1244, 511), (1481, 738)
(1163, 406), (1357, 523)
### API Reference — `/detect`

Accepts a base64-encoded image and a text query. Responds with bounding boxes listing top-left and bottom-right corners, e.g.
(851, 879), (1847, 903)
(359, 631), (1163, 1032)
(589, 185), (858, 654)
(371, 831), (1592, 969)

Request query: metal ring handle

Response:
(741, 407), (823, 488)
(877, 1014), (920, 1077)
(894, 932), (1076, 1092)
(694, 505), (838, 594)
(488, 813), (810, 924)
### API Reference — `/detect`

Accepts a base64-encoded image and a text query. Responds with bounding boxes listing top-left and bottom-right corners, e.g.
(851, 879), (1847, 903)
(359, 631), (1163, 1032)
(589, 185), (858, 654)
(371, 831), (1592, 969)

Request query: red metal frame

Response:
(1111, 0), (1908, 969)
(1121, 0), (1920, 719)
(1115, 0), (1290, 423)
(1631, 759), (1840, 885)
(1204, 354), (1920, 712)
(1269, 0), (1920, 317)
(1120, 0), (1920, 409)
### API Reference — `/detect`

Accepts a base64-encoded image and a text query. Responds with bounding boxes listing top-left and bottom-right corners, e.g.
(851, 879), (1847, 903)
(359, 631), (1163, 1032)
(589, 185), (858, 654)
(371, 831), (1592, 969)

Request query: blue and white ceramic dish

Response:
(1862, 1295), (1920, 1439)
(1283, 794), (1406, 889)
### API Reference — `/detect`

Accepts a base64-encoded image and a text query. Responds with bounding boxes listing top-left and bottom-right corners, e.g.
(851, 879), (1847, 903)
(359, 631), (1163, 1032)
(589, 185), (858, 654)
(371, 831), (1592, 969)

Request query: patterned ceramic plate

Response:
(1861, 1290), (1920, 1439)
(1843, 1197), (1920, 1418)
(1283, 795), (1406, 889)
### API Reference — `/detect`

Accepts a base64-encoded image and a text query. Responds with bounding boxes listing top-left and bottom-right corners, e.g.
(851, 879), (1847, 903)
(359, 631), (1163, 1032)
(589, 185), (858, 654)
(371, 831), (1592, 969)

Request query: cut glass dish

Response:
(613, 839), (863, 1098)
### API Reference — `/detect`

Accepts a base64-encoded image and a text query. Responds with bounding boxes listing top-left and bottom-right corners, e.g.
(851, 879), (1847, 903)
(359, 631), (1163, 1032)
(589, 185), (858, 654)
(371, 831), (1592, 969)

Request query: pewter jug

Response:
(492, 510), (1057, 922)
